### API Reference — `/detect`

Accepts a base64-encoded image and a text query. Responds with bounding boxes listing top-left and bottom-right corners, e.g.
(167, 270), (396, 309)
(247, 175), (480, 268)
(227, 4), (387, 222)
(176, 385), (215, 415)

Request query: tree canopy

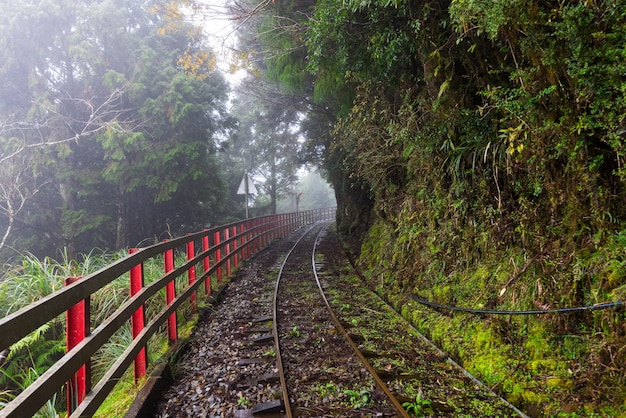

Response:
(0, 0), (232, 258)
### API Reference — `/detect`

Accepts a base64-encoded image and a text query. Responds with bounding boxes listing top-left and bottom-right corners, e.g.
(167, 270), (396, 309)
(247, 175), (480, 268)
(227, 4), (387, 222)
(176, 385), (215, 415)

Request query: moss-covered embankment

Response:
(352, 196), (625, 416)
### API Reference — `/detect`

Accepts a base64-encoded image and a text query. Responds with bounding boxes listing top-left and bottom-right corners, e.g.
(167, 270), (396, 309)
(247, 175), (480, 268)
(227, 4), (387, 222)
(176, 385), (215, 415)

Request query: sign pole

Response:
(245, 172), (249, 219)
(238, 172), (257, 219)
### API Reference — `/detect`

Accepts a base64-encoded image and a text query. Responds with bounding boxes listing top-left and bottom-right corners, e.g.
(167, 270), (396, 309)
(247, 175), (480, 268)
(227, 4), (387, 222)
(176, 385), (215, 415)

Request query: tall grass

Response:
(0, 249), (130, 414)
(0, 247), (210, 415)
(0, 366), (58, 418)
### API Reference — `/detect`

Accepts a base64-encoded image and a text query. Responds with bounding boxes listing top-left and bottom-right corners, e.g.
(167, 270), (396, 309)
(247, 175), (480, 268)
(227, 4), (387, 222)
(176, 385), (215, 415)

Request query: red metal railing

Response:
(0, 207), (336, 418)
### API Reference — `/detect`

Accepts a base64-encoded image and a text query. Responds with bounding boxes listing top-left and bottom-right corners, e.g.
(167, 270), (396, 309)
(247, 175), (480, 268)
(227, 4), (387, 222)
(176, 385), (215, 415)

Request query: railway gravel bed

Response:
(155, 227), (303, 418)
(154, 223), (525, 417)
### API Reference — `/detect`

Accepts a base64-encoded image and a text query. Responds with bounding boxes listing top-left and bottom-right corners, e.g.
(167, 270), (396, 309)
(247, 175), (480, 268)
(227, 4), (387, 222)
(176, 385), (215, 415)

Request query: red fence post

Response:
(186, 239), (197, 313)
(214, 230), (222, 283)
(282, 214), (287, 237)
(261, 217), (267, 249)
(163, 245), (177, 345)
(232, 226), (238, 269)
(272, 216), (278, 241)
(202, 233), (211, 296)
(284, 214), (289, 235)
(240, 223), (246, 261)
(252, 219), (258, 255)
(65, 276), (90, 414)
(225, 228), (231, 277)
(129, 248), (147, 383)
(248, 220), (253, 256)
(277, 215), (281, 238)
(250, 220), (255, 255)
(267, 216), (272, 247)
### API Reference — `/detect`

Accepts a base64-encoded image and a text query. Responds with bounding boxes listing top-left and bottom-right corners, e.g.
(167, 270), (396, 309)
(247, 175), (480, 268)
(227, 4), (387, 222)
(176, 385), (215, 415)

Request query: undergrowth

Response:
(359, 216), (626, 417)
(0, 248), (218, 416)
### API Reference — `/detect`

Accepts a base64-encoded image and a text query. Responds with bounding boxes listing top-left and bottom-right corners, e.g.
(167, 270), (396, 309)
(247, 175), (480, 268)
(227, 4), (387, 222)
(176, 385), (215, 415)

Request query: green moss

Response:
(358, 219), (626, 415)
(524, 324), (551, 360)
(94, 370), (143, 417)
(471, 266), (492, 289)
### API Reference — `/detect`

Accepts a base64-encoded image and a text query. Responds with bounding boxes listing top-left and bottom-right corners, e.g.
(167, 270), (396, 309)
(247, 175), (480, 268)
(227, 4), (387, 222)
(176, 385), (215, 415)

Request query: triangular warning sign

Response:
(237, 173), (257, 195)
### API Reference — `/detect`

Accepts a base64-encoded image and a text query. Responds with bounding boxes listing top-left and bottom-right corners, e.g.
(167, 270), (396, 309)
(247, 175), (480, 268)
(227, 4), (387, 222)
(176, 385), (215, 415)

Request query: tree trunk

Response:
(115, 185), (129, 249)
(269, 152), (278, 214)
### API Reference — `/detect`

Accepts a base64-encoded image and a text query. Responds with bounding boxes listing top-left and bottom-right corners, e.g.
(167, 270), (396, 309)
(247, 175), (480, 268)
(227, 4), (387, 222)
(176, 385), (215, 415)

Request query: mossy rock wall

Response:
(355, 193), (626, 415)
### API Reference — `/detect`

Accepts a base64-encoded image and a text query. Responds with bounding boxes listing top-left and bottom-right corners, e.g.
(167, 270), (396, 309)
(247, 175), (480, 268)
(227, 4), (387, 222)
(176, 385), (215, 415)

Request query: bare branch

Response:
(0, 83), (142, 253)
(0, 84), (136, 166)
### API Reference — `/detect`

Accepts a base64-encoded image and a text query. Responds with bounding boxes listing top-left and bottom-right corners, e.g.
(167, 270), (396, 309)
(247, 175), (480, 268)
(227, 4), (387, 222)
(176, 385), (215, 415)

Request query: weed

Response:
(403, 391), (434, 417)
(313, 381), (339, 398)
(263, 349), (276, 357)
(237, 395), (251, 407)
(343, 388), (372, 409)
(287, 325), (301, 338)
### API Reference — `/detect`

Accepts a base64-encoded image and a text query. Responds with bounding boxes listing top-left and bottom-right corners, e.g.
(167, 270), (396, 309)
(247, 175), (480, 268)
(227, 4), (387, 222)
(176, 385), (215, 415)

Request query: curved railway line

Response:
(156, 223), (528, 417)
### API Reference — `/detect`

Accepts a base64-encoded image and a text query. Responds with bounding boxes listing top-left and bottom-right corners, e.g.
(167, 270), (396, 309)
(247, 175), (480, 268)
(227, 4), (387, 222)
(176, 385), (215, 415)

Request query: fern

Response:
(7, 324), (51, 357)
(0, 324), (65, 388)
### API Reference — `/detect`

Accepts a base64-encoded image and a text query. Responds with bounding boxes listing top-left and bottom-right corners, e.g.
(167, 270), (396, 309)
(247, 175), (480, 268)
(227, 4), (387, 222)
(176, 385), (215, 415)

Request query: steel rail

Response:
(311, 225), (411, 418)
(272, 223), (321, 418)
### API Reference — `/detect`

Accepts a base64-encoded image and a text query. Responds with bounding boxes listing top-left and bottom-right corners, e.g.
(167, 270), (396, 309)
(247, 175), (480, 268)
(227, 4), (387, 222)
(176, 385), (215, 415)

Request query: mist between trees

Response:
(0, 0), (334, 261)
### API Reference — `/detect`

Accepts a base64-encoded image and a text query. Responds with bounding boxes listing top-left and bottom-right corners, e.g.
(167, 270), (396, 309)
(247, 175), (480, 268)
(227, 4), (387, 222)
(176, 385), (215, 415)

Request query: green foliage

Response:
(257, 2), (312, 95)
(0, 324), (65, 391)
(92, 325), (134, 382)
(0, 0), (231, 257)
(403, 391), (434, 417)
(0, 249), (126, 396)
(313, 381), (338, 398)
(343, 388), (372, 409)
(287, 325), (301, 338)
(449, 0), (524, 39)
(237, 395), (251, 407)
(0, 366), (59, 418)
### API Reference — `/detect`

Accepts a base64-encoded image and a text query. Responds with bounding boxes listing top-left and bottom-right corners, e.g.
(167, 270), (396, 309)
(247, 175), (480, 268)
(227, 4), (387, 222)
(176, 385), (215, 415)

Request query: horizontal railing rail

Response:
(0, 207), (336, 418)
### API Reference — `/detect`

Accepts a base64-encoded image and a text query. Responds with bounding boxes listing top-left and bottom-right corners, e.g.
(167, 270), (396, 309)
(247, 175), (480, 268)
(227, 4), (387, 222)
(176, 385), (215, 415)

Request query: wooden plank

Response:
(238, 358), (267, 366)
(252, 400), (283, 415)
(251, 333), (274, 345)
(244, 327), (272, 334)
(257, 373), (280, 384)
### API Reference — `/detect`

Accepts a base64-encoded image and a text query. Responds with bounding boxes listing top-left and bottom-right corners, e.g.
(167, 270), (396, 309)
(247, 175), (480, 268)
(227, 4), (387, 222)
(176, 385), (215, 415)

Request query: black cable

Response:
(410, 295), (625, 316)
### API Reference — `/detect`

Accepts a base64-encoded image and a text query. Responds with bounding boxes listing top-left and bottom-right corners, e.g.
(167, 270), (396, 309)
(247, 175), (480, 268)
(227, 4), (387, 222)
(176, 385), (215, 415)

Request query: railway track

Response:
(271, 223), (400, 417)
(157, 223), (527, 417)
